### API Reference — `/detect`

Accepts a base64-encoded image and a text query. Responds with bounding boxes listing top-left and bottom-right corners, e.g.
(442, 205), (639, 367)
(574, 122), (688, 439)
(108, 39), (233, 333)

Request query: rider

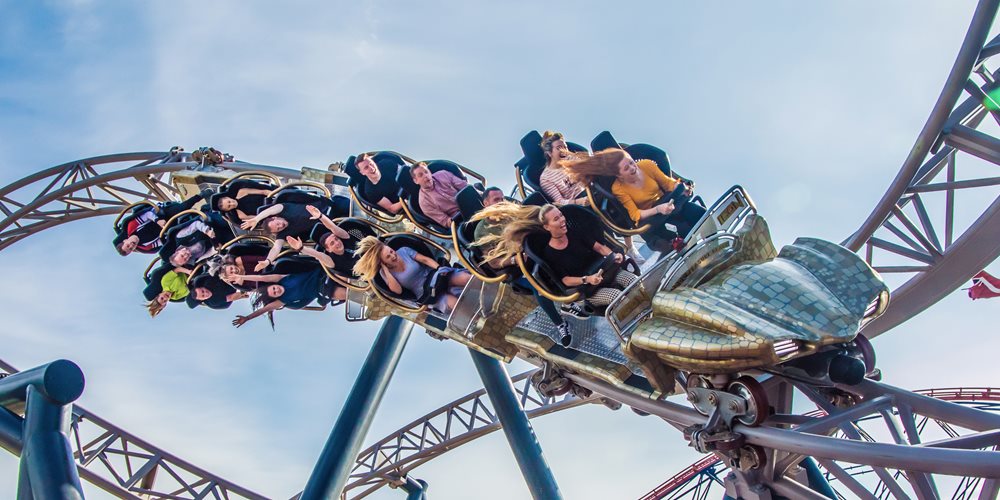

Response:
(471, 201), (579, 343)
(353, 236), (471, 314)
(356, 153), (404, 215)
(409, 162), (468, 228)
(538, 131), (588, 206)
(561, 148), (705, 251)
(114, 189), (213, 256)
(212, 179), (274, 223)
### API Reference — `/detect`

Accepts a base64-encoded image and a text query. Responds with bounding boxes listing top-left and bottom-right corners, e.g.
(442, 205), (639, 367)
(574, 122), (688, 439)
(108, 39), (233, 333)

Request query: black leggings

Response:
(642, 185), (706, 246)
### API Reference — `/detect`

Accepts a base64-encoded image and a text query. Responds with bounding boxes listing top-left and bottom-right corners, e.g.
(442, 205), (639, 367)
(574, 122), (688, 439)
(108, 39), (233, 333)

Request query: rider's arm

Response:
(233, 300), (283, 327)
(380, 268), (403, 295)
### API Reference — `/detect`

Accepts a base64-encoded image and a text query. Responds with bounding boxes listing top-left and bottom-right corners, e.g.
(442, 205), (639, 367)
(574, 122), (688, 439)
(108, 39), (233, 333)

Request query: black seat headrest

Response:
(456, 185), (484, 221)
(396, 165), (419, 198)
(522, 191), (547, 207)
(625, 143), (672, 176)
(590, 130), (621, 152)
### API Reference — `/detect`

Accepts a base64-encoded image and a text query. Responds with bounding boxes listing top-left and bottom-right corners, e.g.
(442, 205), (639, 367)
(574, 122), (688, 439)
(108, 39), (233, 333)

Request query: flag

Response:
(968, 271), (1000, 300)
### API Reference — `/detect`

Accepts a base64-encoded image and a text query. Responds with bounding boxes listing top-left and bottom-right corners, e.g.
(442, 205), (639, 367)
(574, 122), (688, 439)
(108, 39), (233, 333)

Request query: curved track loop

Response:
(0, 151), (305, 252)
(0, 359), (268, 500)
(338, 370), (589, 499)
(843, 0), (1000, 338)
(643, 387), (1000, 500)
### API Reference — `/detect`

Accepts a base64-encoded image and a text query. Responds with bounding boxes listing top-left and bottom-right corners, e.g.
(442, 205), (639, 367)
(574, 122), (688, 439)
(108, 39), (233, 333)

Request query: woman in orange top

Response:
(561, 148), (705, 250)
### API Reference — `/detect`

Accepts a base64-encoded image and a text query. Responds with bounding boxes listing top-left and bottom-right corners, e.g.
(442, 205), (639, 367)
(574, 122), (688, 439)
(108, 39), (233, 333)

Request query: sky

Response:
(1, 1), (999, 499)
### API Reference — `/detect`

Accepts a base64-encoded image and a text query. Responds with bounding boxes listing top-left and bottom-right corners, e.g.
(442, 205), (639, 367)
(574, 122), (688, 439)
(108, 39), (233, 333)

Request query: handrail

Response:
(348, 184), (405, 224)
(219, 170), (282, 189)
(515, 253), (580, 303)
(267, 180), (331, 199)
(157, 209), (206, 239)
(584, 185), (651, 235)
(398, 200), (452, 239)
(112, 200), (158, 230)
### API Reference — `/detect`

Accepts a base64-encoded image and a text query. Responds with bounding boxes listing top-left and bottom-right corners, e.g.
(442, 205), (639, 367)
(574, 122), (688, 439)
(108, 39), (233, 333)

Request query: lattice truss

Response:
(0, 360), (269, 500)
(0, 152), (189, 252)
(341, 370), (589, 499)
(845, 32), (1000, 337)
(643, 388), (1000, 500)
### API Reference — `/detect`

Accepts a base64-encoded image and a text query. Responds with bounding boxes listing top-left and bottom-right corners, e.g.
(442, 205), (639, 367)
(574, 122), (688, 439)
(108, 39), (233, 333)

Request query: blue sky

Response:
(1, 1), (999, 498)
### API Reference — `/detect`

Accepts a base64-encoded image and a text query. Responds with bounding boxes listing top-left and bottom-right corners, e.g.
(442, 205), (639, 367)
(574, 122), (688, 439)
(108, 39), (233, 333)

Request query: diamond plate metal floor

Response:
(515, 307), (645, 375)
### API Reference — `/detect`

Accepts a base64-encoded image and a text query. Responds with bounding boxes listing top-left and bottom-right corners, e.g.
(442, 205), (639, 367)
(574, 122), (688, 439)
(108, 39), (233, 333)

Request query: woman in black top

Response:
(536, 206), (638, 308)
(212, 180), (274, 224)
(241, 202), (324, 272)
(483, 204), (639, 310)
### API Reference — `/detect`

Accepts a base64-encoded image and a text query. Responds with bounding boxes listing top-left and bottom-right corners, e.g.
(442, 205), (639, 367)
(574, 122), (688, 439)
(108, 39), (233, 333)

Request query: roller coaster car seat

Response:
(522, 191), (548, 207)
(371, 234), (452, 306)
(270, 254), (320, 275)
(142, 263), (176, 302)
(223, 240), (270, 259)
(201, 209), (236, 245)
(210, 179), (277, 224)
(262, 190), (351, 220)
(113, 203), (158, 237)
(455, 185), (485, 222)
(345, 152), (407, 214)
(157, 216), (214, 262)
(517, 130), (589, 199)
(185, 273), (236, 310)
(454, 219), (524, 286)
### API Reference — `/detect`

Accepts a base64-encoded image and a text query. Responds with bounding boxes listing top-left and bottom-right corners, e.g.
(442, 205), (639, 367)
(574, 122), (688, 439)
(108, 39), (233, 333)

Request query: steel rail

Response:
(844, 0), (1000, 251)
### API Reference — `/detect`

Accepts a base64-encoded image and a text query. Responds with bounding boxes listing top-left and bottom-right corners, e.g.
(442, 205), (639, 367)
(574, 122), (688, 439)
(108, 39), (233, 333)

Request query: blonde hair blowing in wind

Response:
(352, 236), (386, 282)
(559, 148), (625, 184)
(478, 204), (560, 265)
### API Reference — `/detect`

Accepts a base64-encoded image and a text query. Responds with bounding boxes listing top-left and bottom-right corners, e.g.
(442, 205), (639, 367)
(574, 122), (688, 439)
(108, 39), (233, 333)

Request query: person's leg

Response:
(612, 270), (639, 290)
(534, 293), (565, 326)
(586, 287), (622, 308)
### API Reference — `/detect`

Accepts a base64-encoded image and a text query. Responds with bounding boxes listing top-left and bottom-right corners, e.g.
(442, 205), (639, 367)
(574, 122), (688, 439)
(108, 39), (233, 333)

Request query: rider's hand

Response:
(305, 205), (322, 220)
(233, 315), (248, 327)
(612, 252), (623, 264)
(240, 217), (258, 230)
(659, 201), (675, 215)
(286, 236), (303, 251)
(254, 259), (270, 272)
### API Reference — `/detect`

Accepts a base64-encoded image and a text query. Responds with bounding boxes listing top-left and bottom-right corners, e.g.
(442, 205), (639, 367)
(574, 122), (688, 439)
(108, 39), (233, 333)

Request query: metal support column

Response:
(301, 316), (414, 500)
(469, 349), (562, 500)
(801, 457), (837, 499)
(0, 359), (86, 500)
(400, 476), (428, 500)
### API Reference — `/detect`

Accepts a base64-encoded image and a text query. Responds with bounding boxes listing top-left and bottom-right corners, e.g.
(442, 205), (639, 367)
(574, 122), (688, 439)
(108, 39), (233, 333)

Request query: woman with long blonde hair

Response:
(353, 236), (471, 314)
(560, 148), (705, 251)
(470, 201), (576, 341)
(476, 203), (639, 346)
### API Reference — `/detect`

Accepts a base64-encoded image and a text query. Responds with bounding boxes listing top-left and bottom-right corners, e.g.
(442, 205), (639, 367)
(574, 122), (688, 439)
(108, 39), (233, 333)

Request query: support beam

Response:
(469, 349), (562, 500)
(301, 316), (414, 500)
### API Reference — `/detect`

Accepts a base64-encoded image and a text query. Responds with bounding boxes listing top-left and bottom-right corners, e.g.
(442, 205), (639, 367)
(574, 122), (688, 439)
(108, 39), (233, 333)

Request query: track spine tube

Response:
(469, 349), (563, 500)
(301, 315), (414, 500)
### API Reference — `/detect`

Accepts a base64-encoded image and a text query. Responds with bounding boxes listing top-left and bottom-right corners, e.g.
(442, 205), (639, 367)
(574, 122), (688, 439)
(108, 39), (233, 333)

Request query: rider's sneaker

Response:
(560, 302), (589, 319)
(626, 246), (646, 266)
(556, 322), (572, 347)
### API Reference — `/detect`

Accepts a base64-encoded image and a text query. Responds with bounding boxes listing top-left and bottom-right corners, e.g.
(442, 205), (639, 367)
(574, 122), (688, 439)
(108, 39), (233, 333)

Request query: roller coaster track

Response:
(0, 359), (268, 500)
(0, 1), (998, 499)
(641, 387), (1000, 500)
